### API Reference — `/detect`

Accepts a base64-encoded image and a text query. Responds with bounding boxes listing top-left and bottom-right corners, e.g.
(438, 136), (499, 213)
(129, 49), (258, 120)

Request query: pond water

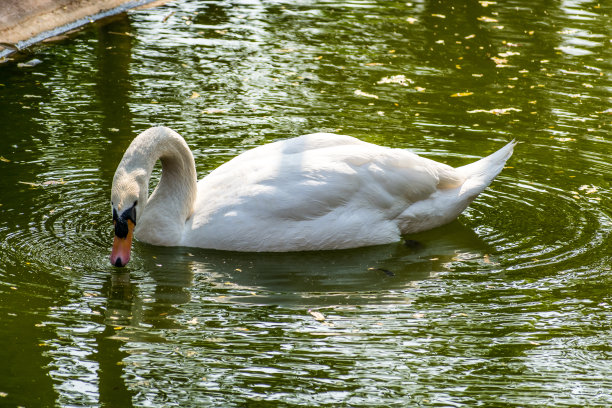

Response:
(0, 0), (610, 406)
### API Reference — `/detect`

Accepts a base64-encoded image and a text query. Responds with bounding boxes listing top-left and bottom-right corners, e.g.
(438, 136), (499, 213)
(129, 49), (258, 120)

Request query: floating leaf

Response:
(190, 91), (200, 99)
(578, 185), (598, 194)
(491, 56), (509, 66)
(376, 75), (413, 86)
(477, 16), (498, 22)
(202, 108), (227, 114)
(308, 309), (326, 322)
(354, 89), (379, 99)
(406, 17), (418, 24)
(18, 181), (41, 187)
(17, 58), (43, 68)
(467, 107), (521, 115)
(365, 62), (384, 66)
(451, 92), (474, 97)
(42, 179), (65, 186)
(0, 156), (10, 162)
(431, 14), (446, 18)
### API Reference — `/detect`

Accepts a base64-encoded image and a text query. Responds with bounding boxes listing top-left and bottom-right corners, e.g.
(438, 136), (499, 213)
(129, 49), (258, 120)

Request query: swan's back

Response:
(180, 134), (514, 251)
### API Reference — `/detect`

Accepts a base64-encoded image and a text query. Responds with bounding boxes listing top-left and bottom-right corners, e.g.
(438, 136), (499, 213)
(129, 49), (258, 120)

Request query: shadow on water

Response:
(95, 15), (135, 181)
(103, 220), (493, 318)
(90, 15), (138, 408)
(94, 279), (136, 408)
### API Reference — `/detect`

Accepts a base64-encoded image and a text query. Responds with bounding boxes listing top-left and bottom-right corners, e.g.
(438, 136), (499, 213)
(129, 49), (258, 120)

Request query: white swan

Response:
(110, 127), (515, 267)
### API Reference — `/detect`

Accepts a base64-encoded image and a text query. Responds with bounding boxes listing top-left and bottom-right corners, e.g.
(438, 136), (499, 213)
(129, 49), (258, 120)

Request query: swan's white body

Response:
(110, 127), (515, 265)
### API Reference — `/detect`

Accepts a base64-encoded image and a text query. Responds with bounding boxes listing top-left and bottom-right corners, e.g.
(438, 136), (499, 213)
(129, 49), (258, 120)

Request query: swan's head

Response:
(110, 200), (137, 267)
(110, 168), (147, 267)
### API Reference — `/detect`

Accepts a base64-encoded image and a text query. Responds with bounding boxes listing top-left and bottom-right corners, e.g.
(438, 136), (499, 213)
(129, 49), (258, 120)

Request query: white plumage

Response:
(110, 126), (515, 266)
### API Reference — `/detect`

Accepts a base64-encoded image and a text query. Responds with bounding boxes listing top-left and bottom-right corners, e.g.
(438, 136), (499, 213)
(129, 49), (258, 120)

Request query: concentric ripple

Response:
(466, 163), (612, 275)
(1, 167), (111, 273)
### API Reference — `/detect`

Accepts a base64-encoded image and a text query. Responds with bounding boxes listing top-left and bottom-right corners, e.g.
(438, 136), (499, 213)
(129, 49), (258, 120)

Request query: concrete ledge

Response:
(0, 0), (168, 60)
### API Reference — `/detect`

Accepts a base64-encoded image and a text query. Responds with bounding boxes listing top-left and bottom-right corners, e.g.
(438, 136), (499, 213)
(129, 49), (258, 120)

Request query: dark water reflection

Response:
(0, 0), (610, 406)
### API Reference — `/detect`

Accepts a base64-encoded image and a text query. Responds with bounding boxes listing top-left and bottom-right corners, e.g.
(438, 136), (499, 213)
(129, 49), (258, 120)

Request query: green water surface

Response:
(0, 0), (610, 406)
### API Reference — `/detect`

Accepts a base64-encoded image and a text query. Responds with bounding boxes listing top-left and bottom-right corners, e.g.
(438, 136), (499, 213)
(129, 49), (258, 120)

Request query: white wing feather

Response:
(181, 134), (514, 251)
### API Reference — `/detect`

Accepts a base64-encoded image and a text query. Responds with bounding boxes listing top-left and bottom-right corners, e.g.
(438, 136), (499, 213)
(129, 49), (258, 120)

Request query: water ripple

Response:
(467, 173), (611, 274)
(0, 0), (611, 406)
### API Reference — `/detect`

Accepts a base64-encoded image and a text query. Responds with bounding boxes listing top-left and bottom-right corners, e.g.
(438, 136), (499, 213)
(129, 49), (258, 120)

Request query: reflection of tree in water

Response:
(0, 11), (65, 408)
(95, 15), (134, 183)
(249, 0), (604, 146)
(91, 14), (137, 408)
(94, 273), (136, 408)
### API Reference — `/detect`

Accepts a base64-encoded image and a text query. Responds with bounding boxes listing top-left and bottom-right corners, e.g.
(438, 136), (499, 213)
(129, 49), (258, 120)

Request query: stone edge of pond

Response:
(0, 0), (171, 63)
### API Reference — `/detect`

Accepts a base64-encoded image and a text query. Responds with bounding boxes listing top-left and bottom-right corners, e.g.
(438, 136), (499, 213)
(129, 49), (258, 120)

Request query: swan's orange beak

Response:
(110, 219), (134, 267)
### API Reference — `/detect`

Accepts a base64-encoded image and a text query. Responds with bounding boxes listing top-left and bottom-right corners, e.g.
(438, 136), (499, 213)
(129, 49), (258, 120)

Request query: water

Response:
(0, 0), (610, 406)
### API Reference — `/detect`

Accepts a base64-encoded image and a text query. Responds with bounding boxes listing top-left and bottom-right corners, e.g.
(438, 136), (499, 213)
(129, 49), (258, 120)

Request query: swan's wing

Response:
(199, 134), (463, 219)
(184, 134), (463, 250)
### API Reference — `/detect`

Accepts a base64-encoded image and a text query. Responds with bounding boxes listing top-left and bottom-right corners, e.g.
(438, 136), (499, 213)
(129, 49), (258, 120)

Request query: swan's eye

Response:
(128, 202), (137, 224)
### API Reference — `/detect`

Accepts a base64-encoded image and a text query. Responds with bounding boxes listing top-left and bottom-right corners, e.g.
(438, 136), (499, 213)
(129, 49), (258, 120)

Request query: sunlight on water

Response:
(0, 0), (610, 406)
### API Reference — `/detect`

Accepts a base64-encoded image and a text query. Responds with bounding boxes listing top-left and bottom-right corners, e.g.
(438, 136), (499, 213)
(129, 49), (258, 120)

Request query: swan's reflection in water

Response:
(94, 221), (495, 405)
(103, 220), (494, 330)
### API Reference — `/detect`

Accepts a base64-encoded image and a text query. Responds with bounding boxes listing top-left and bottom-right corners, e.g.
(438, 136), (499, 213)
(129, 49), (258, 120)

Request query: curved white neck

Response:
(114, 127), (197, 245)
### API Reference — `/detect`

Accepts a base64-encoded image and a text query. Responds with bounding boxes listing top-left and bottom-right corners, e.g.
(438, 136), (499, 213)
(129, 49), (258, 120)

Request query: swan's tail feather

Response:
(457, 140), (516, 189)
(397, 140), (516, 234)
